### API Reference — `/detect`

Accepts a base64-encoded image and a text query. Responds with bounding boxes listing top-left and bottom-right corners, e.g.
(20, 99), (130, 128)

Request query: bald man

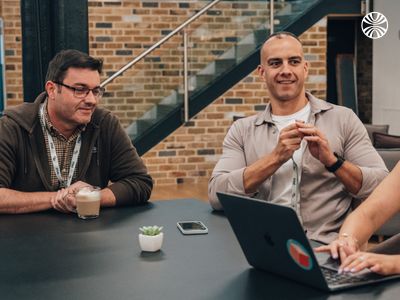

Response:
(208, 32), (387, 244)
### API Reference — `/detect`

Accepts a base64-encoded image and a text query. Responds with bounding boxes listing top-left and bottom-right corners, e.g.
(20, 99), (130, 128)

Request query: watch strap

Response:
(325, 152), (345, 173)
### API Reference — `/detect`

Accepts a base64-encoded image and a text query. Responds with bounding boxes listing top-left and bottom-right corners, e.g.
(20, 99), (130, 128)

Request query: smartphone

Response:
(177, 221), (208, 235)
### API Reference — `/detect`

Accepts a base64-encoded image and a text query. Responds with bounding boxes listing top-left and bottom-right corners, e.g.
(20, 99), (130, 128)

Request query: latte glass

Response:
(76, 186), (101, 219)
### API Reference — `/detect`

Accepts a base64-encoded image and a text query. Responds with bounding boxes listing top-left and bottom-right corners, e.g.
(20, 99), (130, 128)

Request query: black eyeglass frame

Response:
(53, 81), (105, 99)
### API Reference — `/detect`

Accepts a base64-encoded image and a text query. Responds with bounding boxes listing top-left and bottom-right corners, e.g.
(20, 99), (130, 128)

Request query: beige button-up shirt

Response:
(209, 92), (388, 243)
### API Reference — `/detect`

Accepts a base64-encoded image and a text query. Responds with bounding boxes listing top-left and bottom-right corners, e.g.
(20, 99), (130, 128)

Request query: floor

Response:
(150, 181), (209, 202)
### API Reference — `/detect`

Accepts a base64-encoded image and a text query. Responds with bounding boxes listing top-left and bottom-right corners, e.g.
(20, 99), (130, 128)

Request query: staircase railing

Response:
(100, 0), (276, 123)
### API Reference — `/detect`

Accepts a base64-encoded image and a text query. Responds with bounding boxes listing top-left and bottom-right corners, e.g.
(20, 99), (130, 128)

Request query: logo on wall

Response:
(287, 239), (313, 270)
(361, 12), (388, 39)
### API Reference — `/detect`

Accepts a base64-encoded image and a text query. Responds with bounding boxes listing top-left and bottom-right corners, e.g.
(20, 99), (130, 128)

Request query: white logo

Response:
(361, 12), (388, 39)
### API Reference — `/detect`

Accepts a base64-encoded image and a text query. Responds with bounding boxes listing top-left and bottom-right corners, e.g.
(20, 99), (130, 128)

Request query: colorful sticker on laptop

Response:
(286, 239), (314, 271)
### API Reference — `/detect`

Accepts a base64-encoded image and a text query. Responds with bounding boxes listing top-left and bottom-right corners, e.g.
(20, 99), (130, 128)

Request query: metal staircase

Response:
(100, 0), (363, 155)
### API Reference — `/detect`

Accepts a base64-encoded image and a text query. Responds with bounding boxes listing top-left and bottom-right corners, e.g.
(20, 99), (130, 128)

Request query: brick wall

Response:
(142, 19), (328, 185)
(89, 0), (272, 126)
(1, 1), (330, 186)
(1, 0), (23, 107)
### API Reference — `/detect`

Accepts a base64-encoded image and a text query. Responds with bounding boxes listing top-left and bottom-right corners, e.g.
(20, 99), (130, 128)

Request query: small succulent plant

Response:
(139, 225), (163, 236)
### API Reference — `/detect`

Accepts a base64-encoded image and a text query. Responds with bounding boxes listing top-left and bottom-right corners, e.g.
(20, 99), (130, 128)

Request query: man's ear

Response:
(303, 60), (309, 77)
(257, 65), (265, 78)
(45, 81), (57, 100)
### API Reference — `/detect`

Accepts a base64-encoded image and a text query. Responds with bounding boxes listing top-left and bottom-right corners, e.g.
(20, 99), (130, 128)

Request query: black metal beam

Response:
(133, 0), (362, 155)
(21, 0), (88, 102)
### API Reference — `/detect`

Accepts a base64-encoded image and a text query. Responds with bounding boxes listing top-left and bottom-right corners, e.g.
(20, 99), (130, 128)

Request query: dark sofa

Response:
(364, 124), (400, 237)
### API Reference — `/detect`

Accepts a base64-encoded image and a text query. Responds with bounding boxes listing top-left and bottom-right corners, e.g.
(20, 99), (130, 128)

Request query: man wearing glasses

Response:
(209, 32), (387, 244)
(0, 49), (153, 214)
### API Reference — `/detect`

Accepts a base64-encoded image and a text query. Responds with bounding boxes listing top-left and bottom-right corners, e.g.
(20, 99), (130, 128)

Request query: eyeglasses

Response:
(53, 81), (105, 99)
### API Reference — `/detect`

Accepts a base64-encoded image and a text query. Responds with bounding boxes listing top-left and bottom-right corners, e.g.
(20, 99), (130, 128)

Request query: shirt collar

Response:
(41, 98), (86, 139)
(254, 91), (334, 126)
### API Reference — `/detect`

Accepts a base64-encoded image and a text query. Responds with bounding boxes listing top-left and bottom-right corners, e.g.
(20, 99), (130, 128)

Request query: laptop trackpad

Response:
(316, 253), (340, 271)
(310, 240), (340, 271)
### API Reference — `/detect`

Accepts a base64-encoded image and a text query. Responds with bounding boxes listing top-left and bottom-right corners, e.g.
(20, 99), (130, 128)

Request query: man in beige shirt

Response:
(208, 32), (387, 243)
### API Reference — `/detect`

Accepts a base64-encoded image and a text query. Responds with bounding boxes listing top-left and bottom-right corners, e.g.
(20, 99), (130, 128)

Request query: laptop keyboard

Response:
(322, 268), (371, 285)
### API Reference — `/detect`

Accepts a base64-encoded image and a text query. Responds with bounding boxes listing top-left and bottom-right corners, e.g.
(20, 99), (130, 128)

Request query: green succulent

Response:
(139, 225), (163, 236)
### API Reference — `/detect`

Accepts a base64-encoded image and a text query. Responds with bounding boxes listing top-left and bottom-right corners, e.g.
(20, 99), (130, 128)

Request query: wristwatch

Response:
(325, 152), (345, 173)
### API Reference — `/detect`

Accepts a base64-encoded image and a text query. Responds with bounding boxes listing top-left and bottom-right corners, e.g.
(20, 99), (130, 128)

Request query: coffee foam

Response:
(77, 188), (100, 201)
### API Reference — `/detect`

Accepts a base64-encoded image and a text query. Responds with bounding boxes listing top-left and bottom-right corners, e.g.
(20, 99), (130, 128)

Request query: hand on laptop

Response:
(338, 251), (400, 275)
(314, 233), (359, 263)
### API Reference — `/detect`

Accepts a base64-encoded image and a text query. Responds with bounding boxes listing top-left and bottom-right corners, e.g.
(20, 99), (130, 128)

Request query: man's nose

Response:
(85, 90), (97, 104)
(280, 62), (292, 75)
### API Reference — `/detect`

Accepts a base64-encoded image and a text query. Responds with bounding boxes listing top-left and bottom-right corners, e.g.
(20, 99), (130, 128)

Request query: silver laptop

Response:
(217, 192), (400, 291)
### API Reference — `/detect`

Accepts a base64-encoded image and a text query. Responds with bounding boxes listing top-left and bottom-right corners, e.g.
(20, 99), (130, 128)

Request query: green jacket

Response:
(0, 92), (153, 206)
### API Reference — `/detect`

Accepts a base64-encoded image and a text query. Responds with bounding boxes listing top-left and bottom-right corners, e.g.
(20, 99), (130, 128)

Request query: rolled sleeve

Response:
(343, 110), (389, 199)
(353, 166), (388, 199)
(209, 167), (247, 210)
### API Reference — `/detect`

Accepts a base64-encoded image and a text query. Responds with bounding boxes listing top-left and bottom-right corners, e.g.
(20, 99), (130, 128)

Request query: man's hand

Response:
(51, 181), (92, 214)
(272, 123), (304, 164)
(296, 122), (336, 167)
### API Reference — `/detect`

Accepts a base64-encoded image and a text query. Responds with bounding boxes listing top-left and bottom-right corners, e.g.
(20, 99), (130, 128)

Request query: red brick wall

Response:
(1, 1), (328, 185)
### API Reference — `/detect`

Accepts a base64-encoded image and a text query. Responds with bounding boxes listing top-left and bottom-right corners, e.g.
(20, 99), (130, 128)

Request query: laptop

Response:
(217, 192), (400, 291)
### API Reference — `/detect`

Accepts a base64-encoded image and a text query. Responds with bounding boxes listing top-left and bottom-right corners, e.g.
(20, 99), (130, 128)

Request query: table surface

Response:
(1, 199), (399, 300)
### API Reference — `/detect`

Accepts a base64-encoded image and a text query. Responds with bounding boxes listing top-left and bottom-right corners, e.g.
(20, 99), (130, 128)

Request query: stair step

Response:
(156, 104), (176, 119)
(235, 44), (254, 62)
(214, 58), (236, 76)
(274, 14), (295, 27)
(253, 29), (269, 45)
(136, 119), (154, 135)
(195, 74), (215, 90)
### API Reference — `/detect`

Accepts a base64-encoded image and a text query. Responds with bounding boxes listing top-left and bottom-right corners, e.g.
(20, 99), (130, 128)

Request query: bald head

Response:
(260, 32), (304, 65)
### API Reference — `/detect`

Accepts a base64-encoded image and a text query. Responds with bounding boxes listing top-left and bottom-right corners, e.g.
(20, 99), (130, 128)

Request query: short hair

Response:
(264, 31), (302, 45)
(45, 49), (103, 83)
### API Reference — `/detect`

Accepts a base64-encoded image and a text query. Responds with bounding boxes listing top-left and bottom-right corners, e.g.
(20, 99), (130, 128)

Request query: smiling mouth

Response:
(277, 80), (296, 84)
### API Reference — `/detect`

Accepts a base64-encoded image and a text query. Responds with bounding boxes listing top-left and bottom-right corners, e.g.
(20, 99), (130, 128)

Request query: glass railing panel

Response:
(186, 0), (320, 94)
(91, 0), (321, 142)
(186, 0), (272, 93)
(98, 35), (184, 140)
(274, 0), (320, 31)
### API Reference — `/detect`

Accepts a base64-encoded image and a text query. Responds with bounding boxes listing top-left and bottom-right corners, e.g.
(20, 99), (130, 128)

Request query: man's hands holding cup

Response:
(51, 181), (92, 213)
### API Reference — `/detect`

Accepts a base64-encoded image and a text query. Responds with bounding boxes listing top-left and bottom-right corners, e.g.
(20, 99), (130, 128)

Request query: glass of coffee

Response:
(76, 186), (101, 219)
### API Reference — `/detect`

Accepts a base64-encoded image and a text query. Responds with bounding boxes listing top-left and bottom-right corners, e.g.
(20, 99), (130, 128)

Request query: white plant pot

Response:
(139, 232), (163, 252)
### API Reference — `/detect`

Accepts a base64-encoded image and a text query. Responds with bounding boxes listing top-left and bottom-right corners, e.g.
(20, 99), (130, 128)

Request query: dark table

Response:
(0, 199), (399, 300)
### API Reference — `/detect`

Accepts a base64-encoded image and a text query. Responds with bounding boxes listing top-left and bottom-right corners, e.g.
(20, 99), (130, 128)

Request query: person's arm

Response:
(53, 181), (117, 213)
(104, 115), (153, 206)
(208, 121), (303, 210)
(243, 123), (303, 193)
(100, 187), (116, 207)
(297, 110), (387, 197)
(316, 162), (400, 262)
(340, 162), (400, 245)
(0, 188), (56, 214)
(0, 117), (58, 214)
(298, 122), (363, 194)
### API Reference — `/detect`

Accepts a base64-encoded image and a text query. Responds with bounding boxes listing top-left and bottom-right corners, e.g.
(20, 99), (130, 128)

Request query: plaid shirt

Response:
(40, 101), (85, 189)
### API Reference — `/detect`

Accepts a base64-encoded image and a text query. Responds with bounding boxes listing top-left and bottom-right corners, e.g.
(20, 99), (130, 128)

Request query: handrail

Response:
(100, 0), (221, 87)
(270, 0), (274, 34)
